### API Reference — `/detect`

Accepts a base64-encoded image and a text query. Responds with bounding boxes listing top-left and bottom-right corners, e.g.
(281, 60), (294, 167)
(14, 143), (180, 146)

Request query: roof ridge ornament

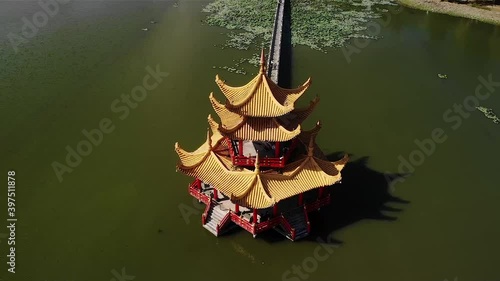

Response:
(307, 135), (315, 157)
(206, 127), (212, 149)
(259, 48), (266, 74)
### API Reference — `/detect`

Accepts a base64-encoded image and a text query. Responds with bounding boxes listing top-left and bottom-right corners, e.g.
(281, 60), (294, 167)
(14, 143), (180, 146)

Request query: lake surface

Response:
(0, 1), (499, 281)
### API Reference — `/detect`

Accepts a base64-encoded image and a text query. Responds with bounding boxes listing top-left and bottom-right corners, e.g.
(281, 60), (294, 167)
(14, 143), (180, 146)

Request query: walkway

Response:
(266, 0), (288, 85)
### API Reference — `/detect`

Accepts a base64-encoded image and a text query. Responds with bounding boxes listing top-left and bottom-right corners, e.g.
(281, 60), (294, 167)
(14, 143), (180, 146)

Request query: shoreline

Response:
(396, 0), (500, 25)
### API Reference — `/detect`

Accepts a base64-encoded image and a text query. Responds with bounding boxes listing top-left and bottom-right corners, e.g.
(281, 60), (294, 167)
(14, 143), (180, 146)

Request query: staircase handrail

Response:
(201, 202), (211, 225)
(188, 178), (201, 190)
(280, 214), (295, 236)
(216, 211), (231, 233)
(303, 205), (311, 234)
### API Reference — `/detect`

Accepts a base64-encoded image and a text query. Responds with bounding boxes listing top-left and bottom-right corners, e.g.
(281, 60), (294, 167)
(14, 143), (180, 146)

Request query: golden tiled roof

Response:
(208, 114), (301, 142)
(210, 93), (320, 133)
(278, 97), (319, 131)
(214, 72), (311, 117)
(175, 132), (349, 209)
(176, 129), (224, 168)
(298, 123), (327, 160)
(209, 92), (245, 129)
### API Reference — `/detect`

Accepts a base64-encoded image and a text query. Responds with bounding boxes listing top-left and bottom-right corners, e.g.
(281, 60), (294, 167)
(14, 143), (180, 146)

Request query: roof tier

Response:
(214, 66), (311, 117)
(298, 121), (327, 160)
(175, 131), (349, 209)
(207, 115), (302, 142)
(209, 93), (320, 132)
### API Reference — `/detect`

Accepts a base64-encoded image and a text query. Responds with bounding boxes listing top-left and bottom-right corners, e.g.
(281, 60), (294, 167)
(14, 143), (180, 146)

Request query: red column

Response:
(253, 209), (258, 224)
(298, 193), (304, 206)
(273, 204), (278, 217)
(290, 139), (298, 154)
(318, 187), (324, 198)
(238, 140), (244, 156)
(213, 188), (218, 200)
(284, 139), (296, 161)
(275, 142), (280, 157)
(235, 204), (239, 213)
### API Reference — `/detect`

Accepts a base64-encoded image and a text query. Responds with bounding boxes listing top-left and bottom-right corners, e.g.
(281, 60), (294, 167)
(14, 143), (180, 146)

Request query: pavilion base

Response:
(188, 179), (331, 241)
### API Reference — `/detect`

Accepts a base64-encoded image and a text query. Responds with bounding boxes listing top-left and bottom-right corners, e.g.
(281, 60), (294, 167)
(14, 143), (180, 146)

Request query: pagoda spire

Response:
(206, 127), (212, 149)
(259, 48), (266, 73)
(307, 135), (315, 157)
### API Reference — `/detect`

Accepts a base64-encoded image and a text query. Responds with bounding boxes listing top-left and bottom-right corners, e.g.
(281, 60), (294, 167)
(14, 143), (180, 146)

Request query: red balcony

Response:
(226, 138), (298, 168)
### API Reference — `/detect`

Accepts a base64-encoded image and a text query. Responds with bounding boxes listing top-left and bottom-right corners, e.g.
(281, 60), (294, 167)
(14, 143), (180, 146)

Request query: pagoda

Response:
(174, 50), (348, 241)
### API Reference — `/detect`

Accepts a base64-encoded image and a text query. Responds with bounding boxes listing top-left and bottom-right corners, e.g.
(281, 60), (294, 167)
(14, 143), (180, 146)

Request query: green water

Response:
(1, 1), (499, 281)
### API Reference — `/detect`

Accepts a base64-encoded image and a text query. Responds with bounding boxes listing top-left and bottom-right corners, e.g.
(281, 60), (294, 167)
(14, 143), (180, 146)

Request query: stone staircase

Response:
(283, 208), (309, 240)
(203, 204), (230, 236)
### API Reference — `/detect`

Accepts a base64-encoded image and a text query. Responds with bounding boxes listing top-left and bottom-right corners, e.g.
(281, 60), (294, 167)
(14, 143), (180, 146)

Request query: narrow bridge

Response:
(266, 0), (291, 87)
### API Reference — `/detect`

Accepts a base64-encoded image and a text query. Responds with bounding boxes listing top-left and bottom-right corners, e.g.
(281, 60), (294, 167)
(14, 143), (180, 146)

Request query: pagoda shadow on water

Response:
(174, 50), (349, 241)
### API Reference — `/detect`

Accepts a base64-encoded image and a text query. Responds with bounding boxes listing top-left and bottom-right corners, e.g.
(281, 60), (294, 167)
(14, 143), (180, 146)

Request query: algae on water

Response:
(203, 0), (398, 74)
(476, 106), (500, 124)
(203, 0), (275, 51)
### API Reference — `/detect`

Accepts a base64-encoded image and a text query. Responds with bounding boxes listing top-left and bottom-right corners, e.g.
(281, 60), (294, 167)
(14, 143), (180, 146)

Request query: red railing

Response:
(217, 212), (231, 234)
(189, 178), (202, 190)
(188, 179), (211, 205)
(255, 217), (281, 233)
(280, 215), (296, 240)
(189, 185), (210, 205)
(305, 194), (331, 212)
(187, 177), (334, 239)
(201, 202), (211, 225)
(230, 213), (255, 233)
(226, 138), (301, 168)
(303, 206), (311, 234)
(305, 199), (320, 212)
(233, 155), (285, 168)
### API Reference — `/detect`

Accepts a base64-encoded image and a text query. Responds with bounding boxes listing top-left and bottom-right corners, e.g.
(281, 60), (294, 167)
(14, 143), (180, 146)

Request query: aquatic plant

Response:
(203, 0), (398, 74)
(226, 32), (258, 50)
(203, 0), (275, 50)
(476, 106), (500, 124)
(203, 0), (396, 51)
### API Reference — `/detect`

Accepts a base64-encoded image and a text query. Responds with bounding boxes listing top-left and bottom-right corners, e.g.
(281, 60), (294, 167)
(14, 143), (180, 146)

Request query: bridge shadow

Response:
(257, 152), (410, 243)
(277, 0), (292, 88)
(304, 152), (410, 244)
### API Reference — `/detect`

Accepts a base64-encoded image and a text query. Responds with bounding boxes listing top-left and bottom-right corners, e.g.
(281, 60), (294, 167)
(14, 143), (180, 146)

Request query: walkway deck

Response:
(266, 0), (288, 85)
